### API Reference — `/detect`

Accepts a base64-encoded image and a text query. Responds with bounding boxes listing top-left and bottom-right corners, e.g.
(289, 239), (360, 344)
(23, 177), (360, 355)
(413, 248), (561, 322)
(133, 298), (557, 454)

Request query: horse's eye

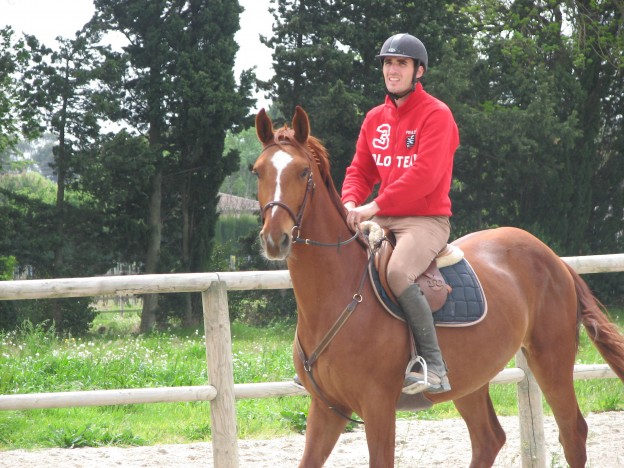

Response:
(251, 167), (259, 178)
(300, 167), (310, 178)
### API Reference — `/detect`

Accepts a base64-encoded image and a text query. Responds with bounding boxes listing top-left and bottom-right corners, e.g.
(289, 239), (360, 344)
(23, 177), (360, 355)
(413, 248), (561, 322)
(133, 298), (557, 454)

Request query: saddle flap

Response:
(373, 230), (450, 312)
(373, 230), (396, 303)
(416, 262), (450, 312)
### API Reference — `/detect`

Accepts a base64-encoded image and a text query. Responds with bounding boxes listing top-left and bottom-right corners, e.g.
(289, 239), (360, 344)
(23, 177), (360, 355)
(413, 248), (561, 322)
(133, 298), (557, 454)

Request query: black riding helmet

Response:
(376, 33), (428, 100)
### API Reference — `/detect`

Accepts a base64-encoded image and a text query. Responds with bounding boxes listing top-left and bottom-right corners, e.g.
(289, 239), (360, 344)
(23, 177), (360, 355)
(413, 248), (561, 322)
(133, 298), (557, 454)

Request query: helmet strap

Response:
(387, 84), (415, 102)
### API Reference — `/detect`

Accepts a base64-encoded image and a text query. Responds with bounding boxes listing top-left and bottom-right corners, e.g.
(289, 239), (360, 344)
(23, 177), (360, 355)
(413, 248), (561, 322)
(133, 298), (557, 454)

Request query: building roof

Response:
(217, 193), (260, 214)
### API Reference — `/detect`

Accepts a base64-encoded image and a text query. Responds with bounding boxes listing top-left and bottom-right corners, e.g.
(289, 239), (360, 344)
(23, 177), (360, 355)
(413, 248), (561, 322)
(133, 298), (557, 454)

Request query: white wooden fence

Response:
(0, 253), (623, 468)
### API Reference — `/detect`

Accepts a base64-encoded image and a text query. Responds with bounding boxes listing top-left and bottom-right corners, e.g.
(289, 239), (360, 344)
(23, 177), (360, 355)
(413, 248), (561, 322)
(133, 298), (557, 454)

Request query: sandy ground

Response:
(2, 412), (622, 467)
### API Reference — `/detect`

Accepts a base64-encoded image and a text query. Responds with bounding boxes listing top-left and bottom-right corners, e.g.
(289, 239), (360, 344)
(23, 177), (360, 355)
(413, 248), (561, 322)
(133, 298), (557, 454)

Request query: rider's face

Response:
(382, 57), (422, 96)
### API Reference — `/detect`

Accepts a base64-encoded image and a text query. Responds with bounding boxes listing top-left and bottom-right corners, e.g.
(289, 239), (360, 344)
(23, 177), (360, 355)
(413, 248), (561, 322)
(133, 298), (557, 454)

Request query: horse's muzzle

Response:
(259, 228), (292, 260)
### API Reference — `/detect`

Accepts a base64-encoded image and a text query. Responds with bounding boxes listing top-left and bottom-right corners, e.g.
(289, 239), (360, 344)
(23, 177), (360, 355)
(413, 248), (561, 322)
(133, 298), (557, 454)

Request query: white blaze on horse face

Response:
(269, 150), (294, 216)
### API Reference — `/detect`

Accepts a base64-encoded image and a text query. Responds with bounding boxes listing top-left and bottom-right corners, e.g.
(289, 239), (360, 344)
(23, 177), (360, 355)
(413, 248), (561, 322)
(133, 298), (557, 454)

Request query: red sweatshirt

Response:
(341, 83), (459, 217)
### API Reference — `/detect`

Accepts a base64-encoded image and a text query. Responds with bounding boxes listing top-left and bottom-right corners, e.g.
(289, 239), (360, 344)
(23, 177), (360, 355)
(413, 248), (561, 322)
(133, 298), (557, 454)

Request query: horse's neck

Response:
(287, 191), (368, 330)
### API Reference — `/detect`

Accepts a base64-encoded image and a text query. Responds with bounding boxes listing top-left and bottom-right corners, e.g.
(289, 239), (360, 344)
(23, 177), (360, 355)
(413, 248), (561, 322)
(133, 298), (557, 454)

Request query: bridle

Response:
(259, 141), (360, 248)
(258, 139), (369, 425)
(259, 141), (315, 242)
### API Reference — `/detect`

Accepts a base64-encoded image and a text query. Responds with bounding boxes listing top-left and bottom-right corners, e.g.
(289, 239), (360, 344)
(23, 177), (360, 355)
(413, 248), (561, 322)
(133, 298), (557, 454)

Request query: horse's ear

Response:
(255, 108), (274, 146)
(292, 106), (310, 144)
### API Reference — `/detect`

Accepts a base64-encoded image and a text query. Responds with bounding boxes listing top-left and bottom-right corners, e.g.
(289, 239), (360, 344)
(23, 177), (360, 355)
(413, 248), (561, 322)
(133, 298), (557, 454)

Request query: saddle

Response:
(362, 221), (487, 326)
(373, 229), (463, 312)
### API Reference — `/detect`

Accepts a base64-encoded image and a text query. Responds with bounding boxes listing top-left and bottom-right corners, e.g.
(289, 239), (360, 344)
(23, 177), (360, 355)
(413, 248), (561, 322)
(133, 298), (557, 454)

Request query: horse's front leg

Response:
(361, 400), (397, 468)
(298, 397), (349, 468)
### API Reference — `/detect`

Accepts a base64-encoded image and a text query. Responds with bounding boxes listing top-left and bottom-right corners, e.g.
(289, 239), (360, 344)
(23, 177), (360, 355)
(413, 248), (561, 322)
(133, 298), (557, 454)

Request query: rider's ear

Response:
(292, 106), (310, 144)
(256, 108), (274, 146)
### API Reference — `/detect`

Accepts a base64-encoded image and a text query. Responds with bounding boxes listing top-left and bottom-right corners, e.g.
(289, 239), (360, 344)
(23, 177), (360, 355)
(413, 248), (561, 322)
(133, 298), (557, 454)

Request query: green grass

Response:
(0, 309), (622, 450)
(0, 315), (307, 449)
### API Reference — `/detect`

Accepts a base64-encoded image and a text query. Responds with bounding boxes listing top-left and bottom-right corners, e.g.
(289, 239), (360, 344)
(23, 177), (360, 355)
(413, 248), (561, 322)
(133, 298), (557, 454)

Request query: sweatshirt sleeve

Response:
(341, 123), (380, 206)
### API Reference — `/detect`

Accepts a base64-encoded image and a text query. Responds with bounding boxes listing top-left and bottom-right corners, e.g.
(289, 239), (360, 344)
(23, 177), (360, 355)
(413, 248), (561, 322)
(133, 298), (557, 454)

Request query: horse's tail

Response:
(564, 262), (624, 382)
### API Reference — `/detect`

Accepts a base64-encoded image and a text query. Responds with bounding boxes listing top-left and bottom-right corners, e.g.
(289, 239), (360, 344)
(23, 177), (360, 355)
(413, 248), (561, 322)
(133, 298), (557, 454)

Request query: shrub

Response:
(0, 298), (97, 336)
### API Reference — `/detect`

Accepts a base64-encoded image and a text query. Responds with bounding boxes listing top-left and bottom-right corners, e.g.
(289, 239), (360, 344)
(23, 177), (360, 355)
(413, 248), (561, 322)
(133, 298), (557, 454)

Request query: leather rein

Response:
(259, 140), (369, 424)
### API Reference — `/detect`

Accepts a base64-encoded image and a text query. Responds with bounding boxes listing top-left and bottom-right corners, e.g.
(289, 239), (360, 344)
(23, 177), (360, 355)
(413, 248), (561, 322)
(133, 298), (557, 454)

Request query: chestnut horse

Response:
(253, 106), (624, 467)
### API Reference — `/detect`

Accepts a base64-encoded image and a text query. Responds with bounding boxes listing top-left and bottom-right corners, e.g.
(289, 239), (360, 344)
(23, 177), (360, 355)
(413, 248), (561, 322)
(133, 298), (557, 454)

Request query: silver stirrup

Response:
(402, 356), (432, 395)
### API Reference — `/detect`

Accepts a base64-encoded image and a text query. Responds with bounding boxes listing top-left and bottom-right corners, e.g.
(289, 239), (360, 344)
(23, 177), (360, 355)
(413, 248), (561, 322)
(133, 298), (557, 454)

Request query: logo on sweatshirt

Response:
(372, 124), (391, 150)
(406, 134), (415, 148)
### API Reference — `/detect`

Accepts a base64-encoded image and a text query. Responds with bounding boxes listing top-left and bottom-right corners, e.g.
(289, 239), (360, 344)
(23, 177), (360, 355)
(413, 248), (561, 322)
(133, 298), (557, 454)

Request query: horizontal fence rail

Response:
(1, 253), (622, 300)
(1, 253), (623, 468)
(0, 271), (293, 300)
(0, 364), (614, 412)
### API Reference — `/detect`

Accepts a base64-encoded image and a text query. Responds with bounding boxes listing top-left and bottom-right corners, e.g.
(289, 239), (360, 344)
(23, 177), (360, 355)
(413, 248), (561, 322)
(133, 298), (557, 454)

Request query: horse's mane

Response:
(273, 126), (347, 221)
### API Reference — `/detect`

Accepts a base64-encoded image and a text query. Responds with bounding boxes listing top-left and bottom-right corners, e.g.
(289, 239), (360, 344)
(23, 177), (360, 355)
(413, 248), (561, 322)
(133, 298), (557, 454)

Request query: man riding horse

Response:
(342, 33), (459, 394)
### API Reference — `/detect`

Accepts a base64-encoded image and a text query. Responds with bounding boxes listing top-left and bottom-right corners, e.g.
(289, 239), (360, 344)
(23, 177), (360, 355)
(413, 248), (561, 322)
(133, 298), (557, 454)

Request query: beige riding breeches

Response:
(373, 215), (451, 297)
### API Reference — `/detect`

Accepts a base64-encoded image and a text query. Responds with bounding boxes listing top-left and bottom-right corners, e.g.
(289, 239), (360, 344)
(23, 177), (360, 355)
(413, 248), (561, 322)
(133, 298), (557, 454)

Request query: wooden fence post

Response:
(516, 349), (546, 468)
(203, 281), (239, 468)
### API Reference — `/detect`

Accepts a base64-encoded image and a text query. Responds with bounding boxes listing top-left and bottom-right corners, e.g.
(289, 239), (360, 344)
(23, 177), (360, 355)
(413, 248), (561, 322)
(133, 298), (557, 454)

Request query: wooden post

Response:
(203, 281), (239, 468)
(515, 349), (546, 468)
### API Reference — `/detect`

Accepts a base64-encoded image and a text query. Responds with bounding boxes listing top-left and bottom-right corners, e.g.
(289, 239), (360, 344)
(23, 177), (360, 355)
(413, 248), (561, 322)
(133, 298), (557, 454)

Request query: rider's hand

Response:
(346, 202), (379, 232)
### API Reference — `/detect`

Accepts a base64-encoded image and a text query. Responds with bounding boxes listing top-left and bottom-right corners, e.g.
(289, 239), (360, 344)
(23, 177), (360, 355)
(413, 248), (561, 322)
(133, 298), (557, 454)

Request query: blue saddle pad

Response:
(435, 258), (487, 325)
(370, 258), (487, 327)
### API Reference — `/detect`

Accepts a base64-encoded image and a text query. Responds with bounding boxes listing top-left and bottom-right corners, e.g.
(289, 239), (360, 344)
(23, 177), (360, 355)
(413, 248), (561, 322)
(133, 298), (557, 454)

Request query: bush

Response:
(0, 255), (16, 280)
(0, 298), (98, 336)
(228, 289), (297, 326)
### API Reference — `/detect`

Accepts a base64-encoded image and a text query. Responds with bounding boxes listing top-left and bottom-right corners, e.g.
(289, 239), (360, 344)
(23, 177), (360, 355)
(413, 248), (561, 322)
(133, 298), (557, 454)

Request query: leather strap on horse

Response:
(294, 256), (372, 425)
(292, 229), (361, 249)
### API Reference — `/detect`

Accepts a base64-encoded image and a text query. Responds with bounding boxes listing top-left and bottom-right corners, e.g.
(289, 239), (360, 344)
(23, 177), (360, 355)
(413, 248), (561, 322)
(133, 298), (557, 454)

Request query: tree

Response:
(18, 31), (104, 325)
(71, 130), (153, 265)
(264, 0), (470, 189)
(89, 0), (255, 330)
(89, 0), (175, 331)
(450, 0), (623, 257)
(0, 173), (101, 333)
(167, 0), (254, 326)
(266, 0), (623, 265)
(0, 27), (21, 161)
(574, 0), (624, 256)
(0, 26), (39, 162)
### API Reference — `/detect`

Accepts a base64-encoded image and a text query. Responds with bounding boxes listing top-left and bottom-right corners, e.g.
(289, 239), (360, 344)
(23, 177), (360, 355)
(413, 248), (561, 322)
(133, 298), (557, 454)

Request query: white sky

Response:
(0, 0), (274, 110)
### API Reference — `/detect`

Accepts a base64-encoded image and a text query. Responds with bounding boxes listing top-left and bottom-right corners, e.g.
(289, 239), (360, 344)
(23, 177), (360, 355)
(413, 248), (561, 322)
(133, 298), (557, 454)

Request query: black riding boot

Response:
(397, 283), (451, 395)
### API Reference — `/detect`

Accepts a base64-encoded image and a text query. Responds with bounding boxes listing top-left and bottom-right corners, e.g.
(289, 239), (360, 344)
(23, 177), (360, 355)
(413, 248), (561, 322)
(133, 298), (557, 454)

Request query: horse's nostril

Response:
(280, 233), (290, 249)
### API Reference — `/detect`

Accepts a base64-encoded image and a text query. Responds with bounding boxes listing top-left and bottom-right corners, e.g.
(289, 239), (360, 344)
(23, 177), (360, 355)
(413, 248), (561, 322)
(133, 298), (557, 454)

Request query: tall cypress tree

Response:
(89, 0), (253, 329)
(89, 0), (177, 331)
(167, 0), (254, 325)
